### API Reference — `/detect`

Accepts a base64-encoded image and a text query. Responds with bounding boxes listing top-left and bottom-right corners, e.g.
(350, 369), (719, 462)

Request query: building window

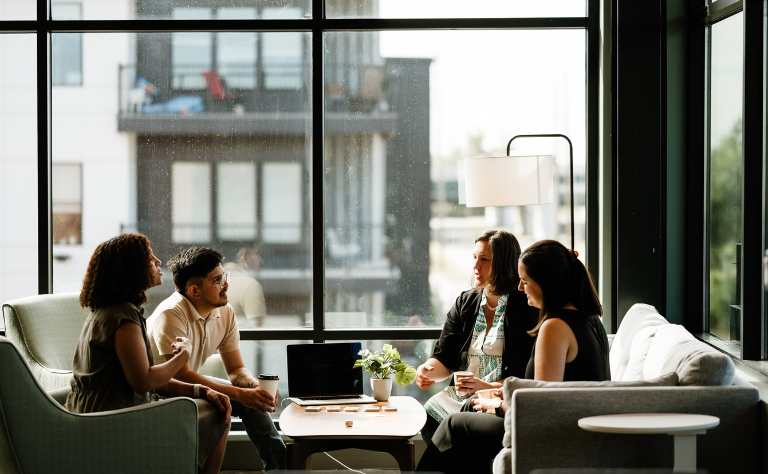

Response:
(51, 3), (82, 86)
(52, 163), (82, 245)
(705, 12), (744, 347)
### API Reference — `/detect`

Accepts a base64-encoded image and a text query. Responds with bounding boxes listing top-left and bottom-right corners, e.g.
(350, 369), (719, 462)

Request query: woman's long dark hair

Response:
(471, 229), (522, 296)
(79, 233), (154, 310)
(520, 240), (602, 336)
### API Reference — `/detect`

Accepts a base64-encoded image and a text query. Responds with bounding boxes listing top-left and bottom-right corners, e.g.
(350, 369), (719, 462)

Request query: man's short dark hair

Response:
(167, 246), (224, 295)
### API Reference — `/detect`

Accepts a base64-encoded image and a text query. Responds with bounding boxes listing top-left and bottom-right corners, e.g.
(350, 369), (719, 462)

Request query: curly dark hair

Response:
(519, 240), (602, 336)
(80, 233), (154, 310)
(167, 246), (223, 296)
(471, 229), (522, 296)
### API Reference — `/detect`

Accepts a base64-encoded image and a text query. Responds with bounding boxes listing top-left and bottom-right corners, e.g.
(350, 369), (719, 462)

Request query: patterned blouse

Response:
(424, 291), (507, 423)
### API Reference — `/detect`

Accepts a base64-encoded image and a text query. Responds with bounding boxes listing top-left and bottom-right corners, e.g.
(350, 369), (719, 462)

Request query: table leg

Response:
(672, 433), (700, 473)
(285, 440), (312, 471)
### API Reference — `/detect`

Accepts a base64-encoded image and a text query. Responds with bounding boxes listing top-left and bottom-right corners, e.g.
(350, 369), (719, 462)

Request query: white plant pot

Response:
(371, 377), (393, 401)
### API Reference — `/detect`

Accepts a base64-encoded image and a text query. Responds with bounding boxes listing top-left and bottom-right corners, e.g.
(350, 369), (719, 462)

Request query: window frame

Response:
(1, 0), (601, 342)
(692, 0), (766, 360)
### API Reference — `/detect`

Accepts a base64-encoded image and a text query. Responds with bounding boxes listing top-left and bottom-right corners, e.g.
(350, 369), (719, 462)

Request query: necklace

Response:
(485, 301), (498, 311)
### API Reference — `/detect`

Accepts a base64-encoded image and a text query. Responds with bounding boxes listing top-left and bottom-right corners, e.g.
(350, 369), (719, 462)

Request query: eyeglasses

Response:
(212, 272), (230, 287)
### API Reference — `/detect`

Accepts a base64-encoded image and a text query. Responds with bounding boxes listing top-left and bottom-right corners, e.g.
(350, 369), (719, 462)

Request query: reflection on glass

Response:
(172, 8), (212, 90)
(262, 162), (302, 244)
(263, 8), (304, 90)
(218, 162), (257, 241)
(52, 32), (312, 328)
(326, 0), (585, 19)
(324, 30), (586, 328)
(707, 13), (743, 342)
(173, 162), (212, 243)
(217, 8), (257, 90)
(52, 163), (82, 245)
(0, 34), (37, 324)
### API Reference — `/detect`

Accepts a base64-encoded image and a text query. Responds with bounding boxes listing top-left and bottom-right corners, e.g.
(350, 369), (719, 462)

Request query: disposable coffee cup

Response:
(258, 374), (279, 399)
(454, 371), (474, 397)
(476, 388), (497, 399)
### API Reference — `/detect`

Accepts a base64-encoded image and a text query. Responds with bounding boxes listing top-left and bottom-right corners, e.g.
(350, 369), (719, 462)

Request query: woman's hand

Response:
(171, 337), (192, 357)
(455, 376), (494, 398)
(203, 387), (232, 423)
(494, 387), (503, 399)
(415, 363), (436, 389)
(472, 397), (504, 415)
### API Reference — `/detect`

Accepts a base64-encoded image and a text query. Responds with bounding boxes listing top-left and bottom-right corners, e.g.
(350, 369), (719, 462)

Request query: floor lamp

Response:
(460, 133), (574, 251)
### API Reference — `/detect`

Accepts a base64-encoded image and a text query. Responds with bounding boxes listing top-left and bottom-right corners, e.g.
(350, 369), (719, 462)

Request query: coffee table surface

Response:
(578, 413), (720, 434)
(279, 395), (427, 439)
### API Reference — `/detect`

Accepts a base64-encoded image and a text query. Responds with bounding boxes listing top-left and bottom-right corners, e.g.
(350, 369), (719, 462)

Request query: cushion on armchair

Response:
(643, 324), (735, 386)
(610, 304), (669, 380)
(501, 373), (679, 448)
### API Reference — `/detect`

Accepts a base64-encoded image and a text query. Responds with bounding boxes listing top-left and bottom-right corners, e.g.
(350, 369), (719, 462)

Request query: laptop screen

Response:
(287, 342), (364, 398)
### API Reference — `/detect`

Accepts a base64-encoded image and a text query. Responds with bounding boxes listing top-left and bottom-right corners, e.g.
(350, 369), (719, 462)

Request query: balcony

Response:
(116, 63), (399, 136)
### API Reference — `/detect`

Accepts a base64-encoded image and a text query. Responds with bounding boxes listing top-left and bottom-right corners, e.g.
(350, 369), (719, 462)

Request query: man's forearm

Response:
(174, 367), (242, 401)
(230, 367), (259, 389)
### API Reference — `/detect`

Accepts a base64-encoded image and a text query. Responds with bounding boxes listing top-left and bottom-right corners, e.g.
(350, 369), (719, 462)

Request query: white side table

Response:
(578, 413), (720, 473)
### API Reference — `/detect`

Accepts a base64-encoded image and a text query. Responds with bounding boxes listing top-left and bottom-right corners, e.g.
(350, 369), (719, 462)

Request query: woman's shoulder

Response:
(92, 303), (144, 325)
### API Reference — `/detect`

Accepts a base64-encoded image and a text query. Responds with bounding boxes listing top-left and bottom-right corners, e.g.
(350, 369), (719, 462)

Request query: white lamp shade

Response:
(463, 155), (554, 207)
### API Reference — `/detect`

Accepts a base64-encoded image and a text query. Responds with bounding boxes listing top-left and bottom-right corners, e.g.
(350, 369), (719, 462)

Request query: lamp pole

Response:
(506, 134), (574, 252)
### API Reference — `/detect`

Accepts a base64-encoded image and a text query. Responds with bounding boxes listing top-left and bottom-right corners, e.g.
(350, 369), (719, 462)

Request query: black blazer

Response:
(431, 289), (539, 381)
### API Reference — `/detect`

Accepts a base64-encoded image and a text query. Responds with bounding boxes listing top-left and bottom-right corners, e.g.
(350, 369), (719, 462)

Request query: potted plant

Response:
(353, 344), (417, 401)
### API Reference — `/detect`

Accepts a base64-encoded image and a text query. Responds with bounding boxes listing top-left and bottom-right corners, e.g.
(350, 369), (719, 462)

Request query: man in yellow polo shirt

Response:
(147, 246), (286, 472)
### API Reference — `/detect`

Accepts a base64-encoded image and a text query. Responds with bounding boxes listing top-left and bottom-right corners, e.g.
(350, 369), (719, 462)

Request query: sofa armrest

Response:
(506, 386), (759, 474)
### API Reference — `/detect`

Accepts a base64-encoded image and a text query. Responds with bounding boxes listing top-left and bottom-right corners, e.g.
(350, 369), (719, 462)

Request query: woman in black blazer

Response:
(414, 229), (538, 445)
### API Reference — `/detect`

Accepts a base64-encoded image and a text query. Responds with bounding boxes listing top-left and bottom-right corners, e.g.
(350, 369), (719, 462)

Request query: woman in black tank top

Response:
(416, 240), (609, 474)
(518, 239), (610, 382)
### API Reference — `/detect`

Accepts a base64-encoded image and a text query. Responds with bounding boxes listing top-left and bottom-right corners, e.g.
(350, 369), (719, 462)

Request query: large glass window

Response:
(324, 30), (586, 328)
(4, 0), (598, 403)
(0, 34), (37, 327)
(706, 13), (744, 345)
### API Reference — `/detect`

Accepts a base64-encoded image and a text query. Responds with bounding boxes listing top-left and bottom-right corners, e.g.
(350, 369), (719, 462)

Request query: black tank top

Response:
(524, 309), (610, 381)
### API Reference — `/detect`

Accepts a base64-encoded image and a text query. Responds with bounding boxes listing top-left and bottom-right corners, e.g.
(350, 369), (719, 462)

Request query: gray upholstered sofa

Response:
(493, 304), (761, 474)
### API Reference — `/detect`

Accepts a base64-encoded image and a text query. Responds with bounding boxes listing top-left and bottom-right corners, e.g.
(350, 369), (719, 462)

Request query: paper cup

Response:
(258, 374), (279, 399)
(454, 371), (473, 396)
(476, 389), (497, 399)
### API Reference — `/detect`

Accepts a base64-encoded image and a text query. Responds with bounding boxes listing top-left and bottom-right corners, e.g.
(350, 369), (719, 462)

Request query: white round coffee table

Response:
(578, 413), (719, 473)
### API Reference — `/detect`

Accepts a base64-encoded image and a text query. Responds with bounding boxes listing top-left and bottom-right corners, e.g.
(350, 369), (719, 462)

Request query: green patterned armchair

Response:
(2, 292), (228, 405)
(2, 293), (88, 393)
(0, 335), (198, 474)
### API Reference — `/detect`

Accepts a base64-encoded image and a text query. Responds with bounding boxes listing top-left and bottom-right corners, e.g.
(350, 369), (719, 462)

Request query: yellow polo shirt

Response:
(147, 292), (240, 373)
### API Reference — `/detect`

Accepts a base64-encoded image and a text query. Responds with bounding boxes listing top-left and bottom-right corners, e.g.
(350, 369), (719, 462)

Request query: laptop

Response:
(286, 342), (375, 406)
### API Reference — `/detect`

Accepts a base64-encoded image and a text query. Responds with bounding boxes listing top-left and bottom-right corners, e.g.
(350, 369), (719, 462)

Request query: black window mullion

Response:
(739, 0), (764, 360)
(586, 0), (601, 329)
(311, 0), (325, 343)
(38, 0), (52, 295)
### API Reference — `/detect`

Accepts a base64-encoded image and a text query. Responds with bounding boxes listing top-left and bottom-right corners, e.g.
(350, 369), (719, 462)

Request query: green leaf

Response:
(395, 366), (416, 386)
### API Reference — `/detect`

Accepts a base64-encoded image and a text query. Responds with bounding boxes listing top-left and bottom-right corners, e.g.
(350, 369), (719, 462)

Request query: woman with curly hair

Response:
(66, 233), (231, 474)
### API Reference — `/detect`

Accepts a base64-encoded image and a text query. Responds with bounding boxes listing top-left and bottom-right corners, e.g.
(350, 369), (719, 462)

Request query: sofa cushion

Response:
(643, 324), (735, 386)
(610, 304), (668, 380)
(501, 373), (679, 448)
(621, 325), (663, 381)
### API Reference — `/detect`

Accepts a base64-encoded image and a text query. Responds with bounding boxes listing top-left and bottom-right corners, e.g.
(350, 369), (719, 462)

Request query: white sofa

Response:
(494, 304), (761, 474)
